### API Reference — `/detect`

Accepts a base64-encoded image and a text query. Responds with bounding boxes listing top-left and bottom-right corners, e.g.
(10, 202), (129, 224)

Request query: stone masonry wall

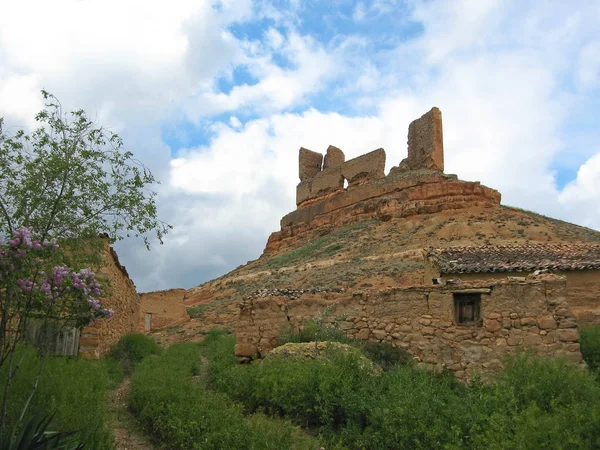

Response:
(265, 171), (501, 254)
(235, 278), (584, 378)
(399, 107), (444, 172)
(264, 107), (502, 256)
(139, 288), (189, 332)
(79, 240), (140, 358)
(425, 260), (600, 326)
(297, 148), (386, 206)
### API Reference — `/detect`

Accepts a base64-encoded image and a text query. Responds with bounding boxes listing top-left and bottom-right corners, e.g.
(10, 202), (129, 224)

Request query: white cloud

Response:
(2, 0), (600, 292)
(186, 32), (337, 118)
(559, 153), (600, 229)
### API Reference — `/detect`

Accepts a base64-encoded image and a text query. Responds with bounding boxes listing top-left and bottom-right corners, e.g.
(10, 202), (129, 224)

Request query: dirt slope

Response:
(149, 204), (600, 345)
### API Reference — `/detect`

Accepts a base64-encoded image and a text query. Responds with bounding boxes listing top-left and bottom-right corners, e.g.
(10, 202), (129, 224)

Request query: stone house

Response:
(139, 288), (188, 333)
(235, 276), (584, 378)
(234, 106), (598, 374)
(78, 238), (140, 358)
(425, 243), (600, 325)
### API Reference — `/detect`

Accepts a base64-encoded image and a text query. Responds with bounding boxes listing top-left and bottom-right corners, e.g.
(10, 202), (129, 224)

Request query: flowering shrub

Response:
(0, 226), (112, 328)
(0, 226), (113, 432)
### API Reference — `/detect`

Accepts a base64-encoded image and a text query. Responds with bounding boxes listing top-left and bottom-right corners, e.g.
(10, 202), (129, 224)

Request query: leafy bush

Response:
(579, 325), (600, 371)
(0, 346), (114, 449)
(278, 319), (350, 346)
(200, 331), (600, 450)
(471, 353), (600, 449)
(129, 342), (323, 450)
(108, 332), (162, 375)
(354, 341), (412, 371)
(233, 347), (378, 431)
(278, 317), (411, 371)
(346, 367), (480, 449)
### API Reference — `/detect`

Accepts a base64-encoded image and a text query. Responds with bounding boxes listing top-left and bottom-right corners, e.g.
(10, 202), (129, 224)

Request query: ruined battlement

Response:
(263, 107), (501, 255)
(296, 107), (444, 207)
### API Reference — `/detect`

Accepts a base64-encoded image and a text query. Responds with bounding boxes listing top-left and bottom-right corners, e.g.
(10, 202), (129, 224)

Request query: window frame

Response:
(453, 292), (482, 326)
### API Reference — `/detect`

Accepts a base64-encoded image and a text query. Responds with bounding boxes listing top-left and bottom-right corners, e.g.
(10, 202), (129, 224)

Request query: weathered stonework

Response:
(400, 107), (444, 172)
(267, 170), (501, 255)
(299, 147), (323, 181)
(425, 244), (600, 326)
(342, 148), (386, 187)
(139, 288), (189, 332)
(235, 276), (585, 377)
(323, 145), (345, 170)
(267, 107), (501, 255)
(79, 239), (140, 358)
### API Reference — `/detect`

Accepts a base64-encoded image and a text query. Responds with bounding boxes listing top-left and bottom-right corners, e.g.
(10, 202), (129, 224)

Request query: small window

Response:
(453, 293), (482, 325)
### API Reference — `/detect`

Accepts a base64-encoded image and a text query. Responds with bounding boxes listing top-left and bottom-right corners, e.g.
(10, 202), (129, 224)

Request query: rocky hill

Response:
(150, 107), (600, 345)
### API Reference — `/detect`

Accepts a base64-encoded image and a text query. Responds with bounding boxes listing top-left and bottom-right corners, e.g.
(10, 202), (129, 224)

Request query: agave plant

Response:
(0, 411), (85, 450)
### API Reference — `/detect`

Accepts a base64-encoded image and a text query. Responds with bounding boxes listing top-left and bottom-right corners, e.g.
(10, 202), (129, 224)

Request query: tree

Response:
(0, 226), (111, 432)
(0, 91), (171, 433)
(0, 90), (171, 256)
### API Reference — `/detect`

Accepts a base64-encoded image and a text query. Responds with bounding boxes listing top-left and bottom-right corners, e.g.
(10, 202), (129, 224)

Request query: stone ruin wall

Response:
(139, 288), (189, 332)
(79, 239), (140, 358)
(264, 107), (501, 255)
(235, 278), (584, 378)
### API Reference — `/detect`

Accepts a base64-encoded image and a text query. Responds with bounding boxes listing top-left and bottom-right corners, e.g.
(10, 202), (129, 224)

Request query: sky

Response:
(1, 0), (599, 292)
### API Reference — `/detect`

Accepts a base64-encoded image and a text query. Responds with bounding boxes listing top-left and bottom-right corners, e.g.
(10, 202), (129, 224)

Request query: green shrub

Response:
(108, 332), (162, 375)
(241, 347), (378, 430)
(278, 317), (411, 371)
(346, 367), (479, 449)
(579, 326), (600, 371)
(278, 319), (350, 346)
(0, 346), (114, 449)
(354, 341), (412, 371)
(129, 342), (323, 449)
(472, 353), (600, 449)
(0, 410), (86, 449)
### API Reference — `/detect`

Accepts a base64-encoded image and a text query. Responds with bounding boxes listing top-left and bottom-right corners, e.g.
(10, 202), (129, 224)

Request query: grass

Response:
(264, 220), (377, 269)
(0, 345), (117, 449)
(129, 340), (324, 449)
(108, 332), (162, 376)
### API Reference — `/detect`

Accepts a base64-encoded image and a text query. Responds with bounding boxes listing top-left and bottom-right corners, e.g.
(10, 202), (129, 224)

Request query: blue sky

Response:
(0, 0), (599, 291)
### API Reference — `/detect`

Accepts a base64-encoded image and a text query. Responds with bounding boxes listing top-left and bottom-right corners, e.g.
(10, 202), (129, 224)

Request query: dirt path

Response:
(109, 378), (157, 450)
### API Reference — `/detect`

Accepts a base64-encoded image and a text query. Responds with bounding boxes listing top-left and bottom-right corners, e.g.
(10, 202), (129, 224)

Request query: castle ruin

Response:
(265, 107), (501, 254)
(234, 107), (600, 376)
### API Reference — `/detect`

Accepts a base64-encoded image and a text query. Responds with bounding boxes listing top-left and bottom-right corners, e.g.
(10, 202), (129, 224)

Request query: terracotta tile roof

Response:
(427, 243), (600, 274)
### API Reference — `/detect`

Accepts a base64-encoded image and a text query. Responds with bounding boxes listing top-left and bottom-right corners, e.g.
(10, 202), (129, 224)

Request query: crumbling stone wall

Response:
(266, 173), (501, 254)
(299, 147), (323, 181)
(563, 271), (600, 325)
(139, 288), (189, 332)
(235, 277), (584, 378)
(79, 240), (140, 358)
(425, 255), (600, 327)
(266, 107), (501, 255)
(398, 107), (444, 172)
(297, 148), (386, 206)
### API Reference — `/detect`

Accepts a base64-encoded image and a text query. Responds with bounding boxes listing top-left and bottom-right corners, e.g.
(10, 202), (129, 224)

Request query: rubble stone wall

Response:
(235, 278), (584, 378)
(426, 266), (600, 326)
(79, 240), (140, 358)
(563, 271), (600, 325)
(139, 288), (189, 332)
(296, 148), (386, 206)
(400, 107), (444, 172)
